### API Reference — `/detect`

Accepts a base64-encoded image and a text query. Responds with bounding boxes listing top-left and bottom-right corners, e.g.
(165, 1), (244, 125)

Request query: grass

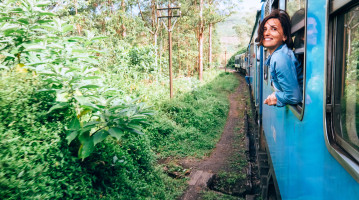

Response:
(0, 70), (239, 199)
(146, 72), (239, 158)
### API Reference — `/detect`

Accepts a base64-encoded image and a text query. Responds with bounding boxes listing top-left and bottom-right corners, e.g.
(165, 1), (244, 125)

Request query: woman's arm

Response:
(272, 54), (302, 107)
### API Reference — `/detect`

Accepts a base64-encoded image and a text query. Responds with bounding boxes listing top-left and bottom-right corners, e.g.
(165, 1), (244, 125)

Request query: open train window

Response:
(285, 0), (306, 120)
(264, 48), (269, 83)
(326, 1), (359, 181)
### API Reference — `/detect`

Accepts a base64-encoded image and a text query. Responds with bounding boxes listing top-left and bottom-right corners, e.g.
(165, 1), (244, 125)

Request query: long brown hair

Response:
(255, 9), (293, 49)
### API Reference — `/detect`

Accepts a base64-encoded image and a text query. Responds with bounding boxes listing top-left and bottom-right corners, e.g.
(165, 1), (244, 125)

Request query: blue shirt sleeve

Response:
(271, 54), (302, 107)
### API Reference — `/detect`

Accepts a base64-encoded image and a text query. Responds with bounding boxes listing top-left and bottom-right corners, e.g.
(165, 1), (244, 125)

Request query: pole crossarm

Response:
(158, 15), (181, 18)
(157, 7), (180, 10)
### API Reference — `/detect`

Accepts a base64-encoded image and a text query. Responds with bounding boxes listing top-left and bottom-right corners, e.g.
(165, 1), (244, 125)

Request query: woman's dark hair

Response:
(255, 9), (293, 49)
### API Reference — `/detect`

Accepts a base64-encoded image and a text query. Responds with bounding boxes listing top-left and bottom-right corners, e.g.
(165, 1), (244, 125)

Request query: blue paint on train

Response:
(247, 0), (359, 199)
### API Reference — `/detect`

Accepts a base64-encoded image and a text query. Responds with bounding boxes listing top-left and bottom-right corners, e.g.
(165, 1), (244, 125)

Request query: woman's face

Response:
(263, 18), (287, 54)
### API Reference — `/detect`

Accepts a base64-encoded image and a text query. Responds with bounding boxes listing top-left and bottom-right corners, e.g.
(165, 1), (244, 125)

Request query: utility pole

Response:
(225, 50), (227, 72)
(158, 3), (180, 98)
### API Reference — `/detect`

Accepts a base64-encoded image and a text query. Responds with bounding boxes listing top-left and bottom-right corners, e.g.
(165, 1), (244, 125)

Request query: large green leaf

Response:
(36, 19), (53, 24)
(10, 8), (24, 13)
(36, 1), (51, 7)
(68, 117), (81, 130)
(66, 131), (78, 145)
(74, 96), (100, 111)
(17, 18), (29, 24)
(62, 24), (73, 33)
(93, 130), (109, 145)
(78, 132), (95, 159)
(0, 17), (12, 22)
(79, 84), (100, 89)
(108, 127), (123, 140)
(47, 102), (69, 113)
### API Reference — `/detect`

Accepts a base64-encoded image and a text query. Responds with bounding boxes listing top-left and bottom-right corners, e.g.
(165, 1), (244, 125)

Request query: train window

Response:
(264, 49), (269, 83)
(286, 0), (305, 18)
(328, 4), (359, 163)
(285, 0), (306, 119)
(326, 2), (359, 180)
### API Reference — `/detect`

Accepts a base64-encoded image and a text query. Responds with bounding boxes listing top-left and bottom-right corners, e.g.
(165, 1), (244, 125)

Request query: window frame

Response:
(262, 0), (307, 119)
(286, 0), (307, 120)
(325, 0), (359, 182)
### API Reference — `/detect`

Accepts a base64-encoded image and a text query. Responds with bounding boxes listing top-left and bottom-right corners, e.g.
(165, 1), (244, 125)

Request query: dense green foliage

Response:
(0, 71), (237, 199)
(0, 0), (239, 199)
(147, 72), (237, 158)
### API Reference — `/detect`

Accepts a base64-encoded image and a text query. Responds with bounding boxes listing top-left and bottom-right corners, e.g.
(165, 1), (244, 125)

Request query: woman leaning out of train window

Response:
(256, 10), (303, 107)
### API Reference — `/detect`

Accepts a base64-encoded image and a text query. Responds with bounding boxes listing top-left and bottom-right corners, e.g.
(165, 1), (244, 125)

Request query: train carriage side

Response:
(247, 10), (262, 110)
(254, 0), (359, 199)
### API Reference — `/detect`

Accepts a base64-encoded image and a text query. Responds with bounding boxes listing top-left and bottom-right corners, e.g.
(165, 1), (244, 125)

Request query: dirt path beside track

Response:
(178, 71), (258, 200)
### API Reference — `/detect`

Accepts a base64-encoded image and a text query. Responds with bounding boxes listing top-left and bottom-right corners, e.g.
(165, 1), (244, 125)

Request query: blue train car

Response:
(248, 0), (359, 199)
(235, 53), (247, 74)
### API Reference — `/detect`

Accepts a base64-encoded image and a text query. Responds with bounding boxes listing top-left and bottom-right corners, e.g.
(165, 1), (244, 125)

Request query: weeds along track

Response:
(179, 72), (261, 200)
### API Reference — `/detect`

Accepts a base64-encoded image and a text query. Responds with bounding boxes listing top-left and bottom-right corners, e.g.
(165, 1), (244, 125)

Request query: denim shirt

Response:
(265, 44), (303, 107)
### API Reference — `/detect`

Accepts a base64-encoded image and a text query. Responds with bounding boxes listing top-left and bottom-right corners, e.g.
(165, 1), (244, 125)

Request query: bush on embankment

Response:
(0, 1), (239, 199)
(147, 72), (238, 158)
(0, 70), (238, 199)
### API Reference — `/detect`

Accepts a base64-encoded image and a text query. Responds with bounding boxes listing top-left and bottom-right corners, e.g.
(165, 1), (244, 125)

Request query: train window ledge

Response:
(291, 18), (305, 34)
(270, 85), (304, 120)
(289, 103), (303, 120)
(294, 47), (304, 54)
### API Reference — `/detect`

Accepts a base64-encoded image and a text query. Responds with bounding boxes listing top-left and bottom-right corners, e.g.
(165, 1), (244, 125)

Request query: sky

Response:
(236, 0), (262, 11)
(218, 0), (262, 59)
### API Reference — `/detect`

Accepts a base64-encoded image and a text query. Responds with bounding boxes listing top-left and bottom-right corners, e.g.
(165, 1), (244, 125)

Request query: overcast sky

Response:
(236, 0), (262, 11)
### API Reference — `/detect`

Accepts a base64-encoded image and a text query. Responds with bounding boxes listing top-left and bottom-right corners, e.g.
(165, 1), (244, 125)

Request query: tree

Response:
(179, 0), (233, 81)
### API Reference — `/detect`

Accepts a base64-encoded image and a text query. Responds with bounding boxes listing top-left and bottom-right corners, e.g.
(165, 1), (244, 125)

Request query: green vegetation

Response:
(0, 0), (241, 199)
(147, 72), (238, 158)
(0, 70), (237, 199)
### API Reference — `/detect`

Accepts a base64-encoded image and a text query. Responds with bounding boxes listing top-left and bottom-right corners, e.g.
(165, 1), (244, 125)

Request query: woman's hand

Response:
(264, 92), (277, 106)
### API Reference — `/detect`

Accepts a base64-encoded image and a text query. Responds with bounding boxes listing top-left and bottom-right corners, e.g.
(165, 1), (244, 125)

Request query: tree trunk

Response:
(198, 0), (204, 81)
(208, 0), (213, 68)
(121, 0), (126, 38)
(208, 23), (212, 68)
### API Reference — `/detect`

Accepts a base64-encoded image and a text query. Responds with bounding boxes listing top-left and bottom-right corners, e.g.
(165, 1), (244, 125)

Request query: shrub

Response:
(146, 72), (238, 158)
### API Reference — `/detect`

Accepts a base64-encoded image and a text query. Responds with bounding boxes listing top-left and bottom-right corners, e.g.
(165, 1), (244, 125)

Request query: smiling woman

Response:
(262, 18), (287, 54)
(255, 9), (303, 107)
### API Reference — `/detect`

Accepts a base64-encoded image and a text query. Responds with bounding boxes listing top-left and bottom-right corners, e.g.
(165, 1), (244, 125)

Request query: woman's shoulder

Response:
(271, 45), (296, 63)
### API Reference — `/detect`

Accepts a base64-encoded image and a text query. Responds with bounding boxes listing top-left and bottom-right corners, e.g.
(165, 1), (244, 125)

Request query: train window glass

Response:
(286, 0), (305, 18)
(264, 48), (269, 83)
(332, 5), (359, 161)
(285, 0), (306, 118)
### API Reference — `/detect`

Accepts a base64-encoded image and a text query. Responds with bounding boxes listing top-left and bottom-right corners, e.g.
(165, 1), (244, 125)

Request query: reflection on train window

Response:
(332, 5), (359, 161)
